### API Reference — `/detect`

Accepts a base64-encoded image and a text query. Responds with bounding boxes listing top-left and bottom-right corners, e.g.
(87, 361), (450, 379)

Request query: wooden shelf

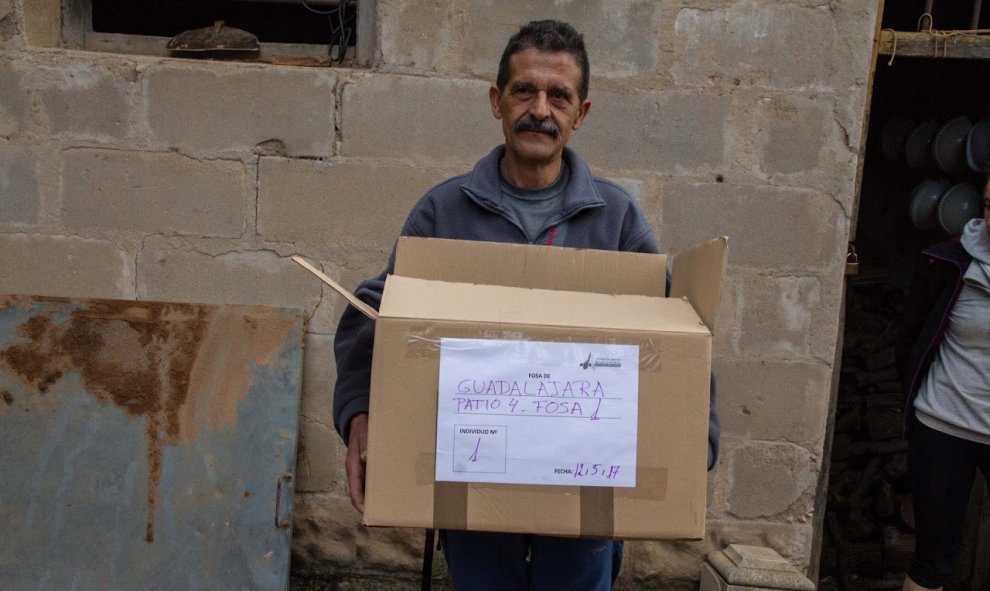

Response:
(878, 29), (990, 60)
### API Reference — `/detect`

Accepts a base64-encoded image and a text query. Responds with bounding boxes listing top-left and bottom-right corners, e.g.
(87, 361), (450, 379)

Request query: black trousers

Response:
(908, 420), (990, 588)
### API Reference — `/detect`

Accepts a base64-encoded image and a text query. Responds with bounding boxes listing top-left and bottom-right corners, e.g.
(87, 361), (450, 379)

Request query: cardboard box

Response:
(326, 236), (726, 540)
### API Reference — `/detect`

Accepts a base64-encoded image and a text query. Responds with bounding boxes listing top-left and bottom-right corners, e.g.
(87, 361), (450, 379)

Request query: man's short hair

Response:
(496, 20), (590, 102)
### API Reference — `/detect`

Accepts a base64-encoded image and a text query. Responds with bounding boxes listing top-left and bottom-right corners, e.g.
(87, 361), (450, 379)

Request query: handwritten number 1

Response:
(468, 437), (481, 462)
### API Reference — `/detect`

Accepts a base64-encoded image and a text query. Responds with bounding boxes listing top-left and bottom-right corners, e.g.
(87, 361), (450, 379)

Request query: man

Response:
(333, 19), (720, 590)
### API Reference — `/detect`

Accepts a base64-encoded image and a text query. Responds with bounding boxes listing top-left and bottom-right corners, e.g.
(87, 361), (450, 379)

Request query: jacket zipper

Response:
(903, 250), (968, 426)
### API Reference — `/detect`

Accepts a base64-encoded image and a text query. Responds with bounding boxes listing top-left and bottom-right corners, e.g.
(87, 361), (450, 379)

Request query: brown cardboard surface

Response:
(394, 237), (666, 296)
(380, 275), (708, 334)
(364, 321), (710, 539)
(670, 236), (728, 334)
(352, 238), (723, 540)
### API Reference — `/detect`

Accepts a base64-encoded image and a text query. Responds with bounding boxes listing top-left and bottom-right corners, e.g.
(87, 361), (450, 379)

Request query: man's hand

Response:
(345, 413), (369, 513)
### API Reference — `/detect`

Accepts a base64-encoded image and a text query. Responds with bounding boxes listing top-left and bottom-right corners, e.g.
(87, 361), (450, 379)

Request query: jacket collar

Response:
(461, 145), (606, 218)
(923, 237), (970, 266)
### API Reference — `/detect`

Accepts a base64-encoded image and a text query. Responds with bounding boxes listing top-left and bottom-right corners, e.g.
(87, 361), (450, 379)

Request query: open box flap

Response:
(669, 237), (728, 334)
(394, 237), (666, 297)
(379, 275), (708, 334)
(291, 256), (378, 320)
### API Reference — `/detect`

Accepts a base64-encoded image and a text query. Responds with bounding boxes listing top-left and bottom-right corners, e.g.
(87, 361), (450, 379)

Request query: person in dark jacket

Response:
(333, 20), (720, 591)
(895, 177), (990, 591)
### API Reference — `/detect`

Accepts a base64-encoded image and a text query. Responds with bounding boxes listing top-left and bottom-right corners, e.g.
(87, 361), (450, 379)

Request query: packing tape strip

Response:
(404, 329), (667, 363)
(433, 482), (469, 531)
(416, 452), (435, 485)
(579, 486), (614, 538)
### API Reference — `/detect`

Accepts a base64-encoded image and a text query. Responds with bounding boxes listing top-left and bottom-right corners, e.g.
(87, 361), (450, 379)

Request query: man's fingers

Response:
(346, 414), (370, 514)
(346, 445), (366, 513)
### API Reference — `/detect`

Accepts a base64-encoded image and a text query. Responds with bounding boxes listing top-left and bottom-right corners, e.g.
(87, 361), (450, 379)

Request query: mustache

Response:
(513, 116), (561, 139)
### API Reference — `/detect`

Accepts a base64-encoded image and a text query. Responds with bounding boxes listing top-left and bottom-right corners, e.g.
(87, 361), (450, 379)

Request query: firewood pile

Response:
(818, 283), (911, 591)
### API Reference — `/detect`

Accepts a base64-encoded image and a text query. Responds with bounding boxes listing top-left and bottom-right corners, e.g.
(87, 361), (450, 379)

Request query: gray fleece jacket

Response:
(913, 218), (990, 442)
(332, 145), (721, 469)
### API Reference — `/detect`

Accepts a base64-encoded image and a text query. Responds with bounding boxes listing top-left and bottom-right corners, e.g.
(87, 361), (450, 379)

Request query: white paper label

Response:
(435, 338), (639, 487)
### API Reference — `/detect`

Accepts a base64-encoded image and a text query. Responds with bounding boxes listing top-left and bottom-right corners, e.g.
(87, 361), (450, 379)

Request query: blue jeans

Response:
(439, 530), (623, 591)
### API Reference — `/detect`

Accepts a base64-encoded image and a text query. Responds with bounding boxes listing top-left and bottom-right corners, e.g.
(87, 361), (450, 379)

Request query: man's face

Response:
(489, 48), (591, 168)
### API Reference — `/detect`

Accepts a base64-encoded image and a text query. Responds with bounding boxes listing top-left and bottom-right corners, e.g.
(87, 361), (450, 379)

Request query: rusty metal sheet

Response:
(0, 296), (305, 591)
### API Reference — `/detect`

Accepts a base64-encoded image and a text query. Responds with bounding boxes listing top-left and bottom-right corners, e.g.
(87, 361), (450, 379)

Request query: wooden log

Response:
(866, 393), (903, 411)
(867, 380), (903, 395)
(833, 439), (908, 461)
(843, 540), (884, 576)
(878, 29), (990, 61)
(883, 453), (908, 482)
(846, 509), (879, 541)
(850, 457), (884, 509)
(847, 576), (907, 590)
(827, 512), (854, 591)
(875, 481), (895, 518)
(856, 367), (900, 388)
(834, 405), (864, 434)
(882, 525), (914, 572)
(867, 411), (904, 441)
(900, 495), (915, 530)
(863, 346), (896, 371)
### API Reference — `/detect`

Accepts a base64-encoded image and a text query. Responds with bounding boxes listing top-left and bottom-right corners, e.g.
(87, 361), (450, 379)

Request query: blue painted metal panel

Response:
(0, 296), (305, 591)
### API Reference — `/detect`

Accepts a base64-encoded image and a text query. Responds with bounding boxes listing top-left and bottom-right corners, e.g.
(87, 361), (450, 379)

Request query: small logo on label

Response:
(579, 353), (622, 370)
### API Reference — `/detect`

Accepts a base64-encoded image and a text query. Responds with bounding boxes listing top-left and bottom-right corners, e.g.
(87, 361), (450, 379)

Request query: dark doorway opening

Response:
(818, 3), (990, 590)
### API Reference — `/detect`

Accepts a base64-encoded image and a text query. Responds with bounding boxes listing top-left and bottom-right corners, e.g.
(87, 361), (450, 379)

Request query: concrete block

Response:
(61, 148), (247, 237)
(296, 333), (347, 494)
(0, 143), (39, 225)
(606, 174), (662, 232)
(340, 74), (501, 164)
(727, 442), (819, 519)
(462, 0), (662, 82)
(0, 58), (27, 136)
(623, 538), (712, 587)
(258, 157), (448, 256)
(660, 182), (847, 270)
(755, 96), (830, 176)
(145, 64), (335, 156)
(672, 4), (837, 89)
(136, 238), (321, 311)
(20, 0), (58, 47)
(726, 271), (841, 361)
(714, 358), (831, 444)
(0, 233), (132, 298)
(0, 2), (18, 48)
(572, 91), (729, 173)
(36, 61), (131, 138)
(297, 415), (343, 494)
(378, 0), (455, 71)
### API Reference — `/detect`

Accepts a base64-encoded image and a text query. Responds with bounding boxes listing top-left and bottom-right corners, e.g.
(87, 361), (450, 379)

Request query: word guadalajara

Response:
(455, 375), (607, 398)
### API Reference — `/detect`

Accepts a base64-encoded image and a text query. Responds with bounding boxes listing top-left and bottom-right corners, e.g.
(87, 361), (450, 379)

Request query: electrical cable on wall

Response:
(301, 0), (352, 63)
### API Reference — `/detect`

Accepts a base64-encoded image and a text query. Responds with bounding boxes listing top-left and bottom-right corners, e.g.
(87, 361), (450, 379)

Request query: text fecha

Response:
(456, 379), (606, 398)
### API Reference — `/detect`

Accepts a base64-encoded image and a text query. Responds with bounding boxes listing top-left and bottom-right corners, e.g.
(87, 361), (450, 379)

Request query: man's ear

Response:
(489, 86), (502, 119)
(572, 99), (591, 130)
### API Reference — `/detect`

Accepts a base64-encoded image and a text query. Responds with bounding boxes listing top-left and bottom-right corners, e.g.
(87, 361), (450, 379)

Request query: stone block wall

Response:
(0, 0), (880, 588)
